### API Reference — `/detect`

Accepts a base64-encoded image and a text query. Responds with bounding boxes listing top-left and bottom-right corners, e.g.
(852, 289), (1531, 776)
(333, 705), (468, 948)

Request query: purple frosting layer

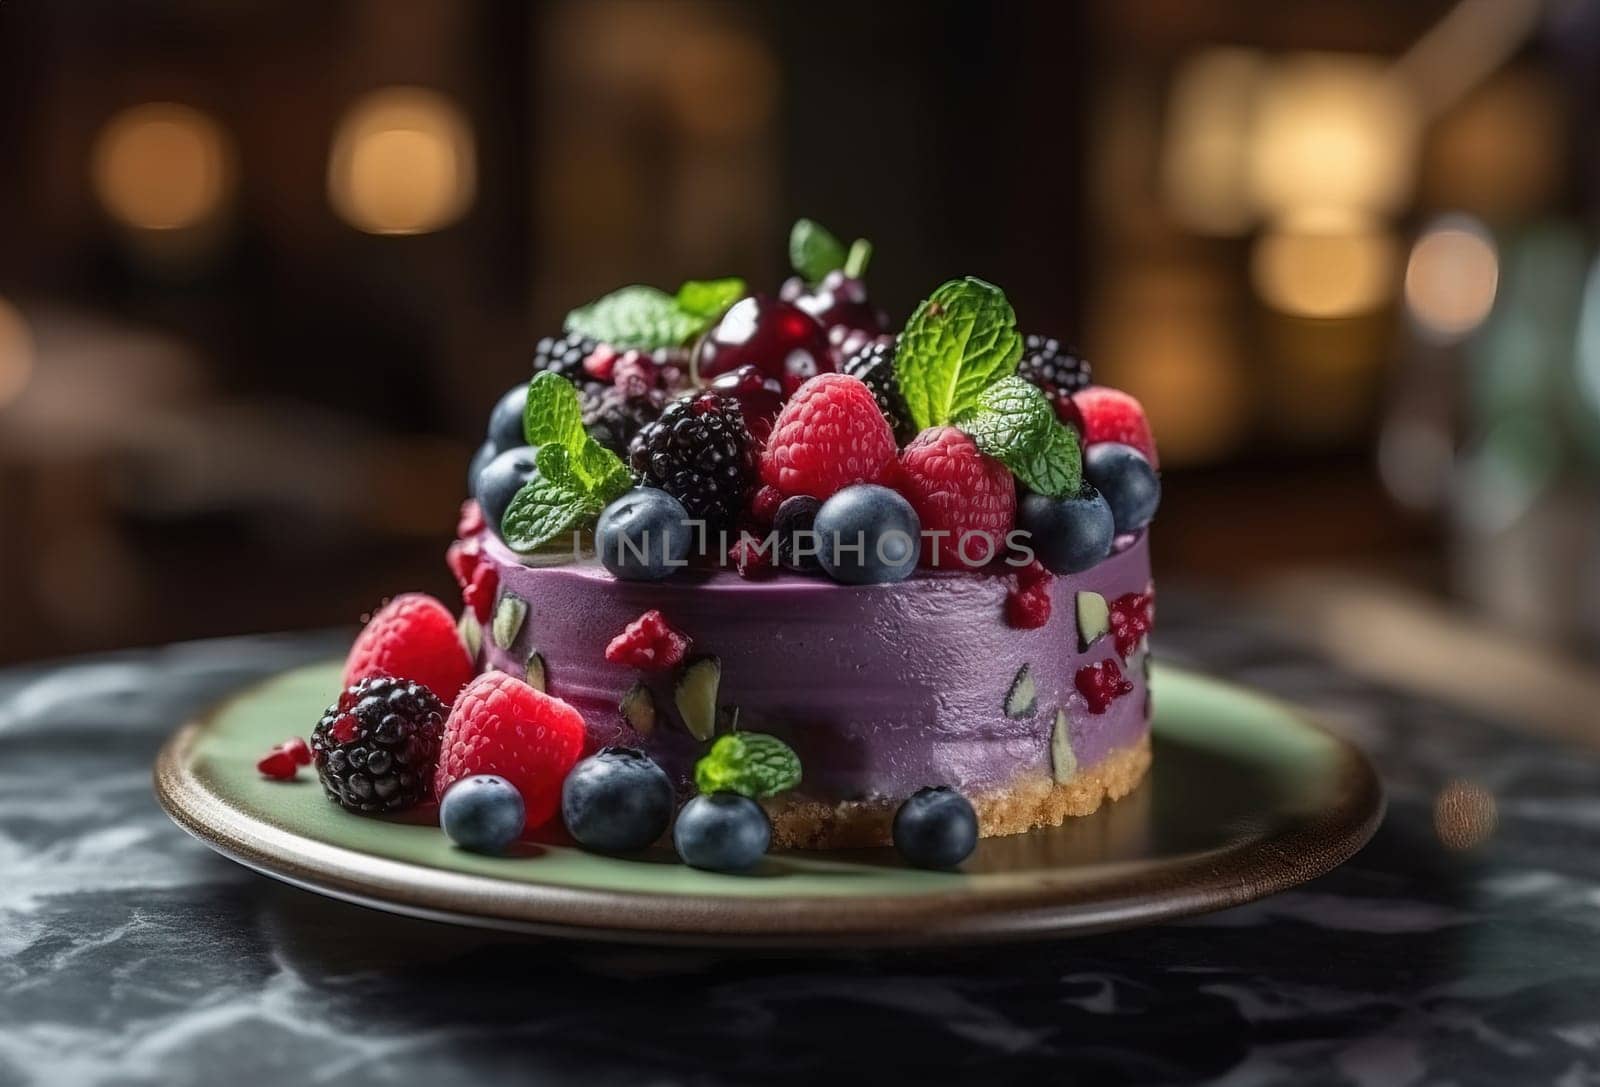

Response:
(476, 536), (1152, 803)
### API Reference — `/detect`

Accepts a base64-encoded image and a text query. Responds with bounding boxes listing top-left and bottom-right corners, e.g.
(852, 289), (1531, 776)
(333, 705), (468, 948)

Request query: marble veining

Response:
(2, 599), (1599, 1086)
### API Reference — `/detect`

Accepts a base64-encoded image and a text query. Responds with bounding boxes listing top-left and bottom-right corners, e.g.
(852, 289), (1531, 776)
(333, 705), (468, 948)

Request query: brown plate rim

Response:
(153, 662), (1385, 947)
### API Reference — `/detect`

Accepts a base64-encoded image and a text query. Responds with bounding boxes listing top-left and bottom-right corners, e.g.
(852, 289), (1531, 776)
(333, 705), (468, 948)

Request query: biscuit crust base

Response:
(764, 734), (1153, 851)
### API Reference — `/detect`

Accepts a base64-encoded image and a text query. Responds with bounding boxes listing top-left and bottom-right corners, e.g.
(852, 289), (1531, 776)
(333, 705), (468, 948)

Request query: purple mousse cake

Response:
(425, 222), (1165, 860)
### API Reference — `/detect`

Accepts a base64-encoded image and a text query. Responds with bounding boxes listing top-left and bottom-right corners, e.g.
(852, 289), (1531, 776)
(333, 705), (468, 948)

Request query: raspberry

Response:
(281, 737), (312, 765)
(457, 499), (485, 539)
(749, 484), (784, 525)
(1073, 386), (1158, 466)
(729, 534), (773, 579)
(257, 748), (298, 780)
(1110, 589), (1154, 658)
(344, 593), (475, 704)
(463, 563), (499, 624)
(897, 426), (1017, 568)
(446, 537), (481, 588)
(313, 677), (447, 812)
(1076, 658), (1133, 714)
(434, 672), (586, 829)
(760, 373), (899, 501)
(610, 350), (657, 397)
(1004, 561), (1054, 629)
(583, 344), (619, 382)
(628, 392), (757, 528)
(604, 610), (690, 670)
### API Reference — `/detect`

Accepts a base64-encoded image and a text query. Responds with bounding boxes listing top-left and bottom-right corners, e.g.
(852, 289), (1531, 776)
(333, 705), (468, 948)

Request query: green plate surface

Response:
(154, 661), (1382, 946)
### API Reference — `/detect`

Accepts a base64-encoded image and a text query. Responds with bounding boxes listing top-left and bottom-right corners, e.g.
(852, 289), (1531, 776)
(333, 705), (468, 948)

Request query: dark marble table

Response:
(3, 597), (1598, 1087)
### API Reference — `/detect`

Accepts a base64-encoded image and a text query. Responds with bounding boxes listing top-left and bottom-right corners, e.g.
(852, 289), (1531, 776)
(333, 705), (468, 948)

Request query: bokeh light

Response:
(328, 87), (476, 235)
(91, 103), (233, 231)
(1405, 216), (1499, 343)
(1161, 48), (1265, 236)
(1251, 211), (1398, 319)
(1433, 779), (1497, 851)
(0, 297), (34, 409)
(1249, 55), (1418, 222)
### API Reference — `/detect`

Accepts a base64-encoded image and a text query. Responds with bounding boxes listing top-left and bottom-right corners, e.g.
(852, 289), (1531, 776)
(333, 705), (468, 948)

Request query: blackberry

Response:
(582, 384), (664, 456)
(1016, 335), (1091, 398)
(628, 391), (755, 529)
(533, 332), (599, 383)
(842, 336), (914, 443)
(311, 677), (446, 814)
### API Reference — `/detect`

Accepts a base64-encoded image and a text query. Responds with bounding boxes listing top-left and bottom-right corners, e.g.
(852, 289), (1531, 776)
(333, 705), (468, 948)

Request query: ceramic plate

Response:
(154, 661), (1382, 947)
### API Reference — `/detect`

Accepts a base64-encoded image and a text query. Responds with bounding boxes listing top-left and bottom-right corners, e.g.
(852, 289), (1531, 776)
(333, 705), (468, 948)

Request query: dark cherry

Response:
(790, 269), (889, 334)
(692, 295), (835, 396)
(706, 364), (784, 447)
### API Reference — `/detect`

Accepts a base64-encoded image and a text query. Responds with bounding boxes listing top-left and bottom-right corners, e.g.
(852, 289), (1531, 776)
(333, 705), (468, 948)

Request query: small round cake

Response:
(470, 532), (1153, 848)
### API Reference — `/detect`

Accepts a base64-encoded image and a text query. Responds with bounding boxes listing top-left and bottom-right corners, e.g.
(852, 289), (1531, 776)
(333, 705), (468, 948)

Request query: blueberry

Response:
(468, 439), (497, 497)
(1083, 443), (1160, 534)
(771, 495), (823, 572)
(440, 775), (525, 854)
(673, 792), (771, 872)
(813, 484), (921, 585)
(561, 747), (676, 852)
(595, 489), (692, 581)
(893, 786), (978, 868)
(487, 382), (529, 452)
(1016, 486), (1116, 574)
(474, 445), (540, 534)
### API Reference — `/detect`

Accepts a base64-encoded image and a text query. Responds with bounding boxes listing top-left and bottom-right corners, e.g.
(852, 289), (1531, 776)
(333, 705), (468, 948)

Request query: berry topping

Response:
(893, 786), (978, 869)
(474, 446), (541, 536)
(595, 488), (693, 582)
(729, 532), (773, 579)
(628, 391), (757, 529)
(435, 673), (586, 830)
(1016, 487), (1116, 575)
(1075, 658), (1134, 715)
(561, 747), (676, 853)
(533, 331), (601, 383)
(281, 736), (312, 765)
(1005, 560), (1054, 629)
(673, 792), (771, 872)
(760, 373), (900, 501)
(705, 364), (784, 447)
(457, 499), (485, 540)
(579, 383), (666, 457)
(841, 336), (915, 443)
(440, 775), (526, 855)
(257, 747), (299, 780)
(583, 343), (620, 383)
(486, 383), (530, 454)
(344, 593), (475, 704)
(468, 440), (496, 497)
(604, 609), (691, 671)
(312, 677), (447, 813)
(1109, 589), (1155, 658)
(1083, 443), (1161, 535)
(1016, 336), (1091, 401)
(749, 483), (784, 524)
(1072, 386), (1158, 466)
(813, 484), (921, 585)
(771, 494), (823, 572)
(692, 295), (835, 396)
(897, 426), (1017, 568)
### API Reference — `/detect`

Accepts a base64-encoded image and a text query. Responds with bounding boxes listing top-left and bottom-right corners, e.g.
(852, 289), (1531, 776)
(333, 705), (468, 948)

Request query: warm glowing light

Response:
(1162, 48), (1266, 236)
(1251, 212), (1398, 318)
(1433, 780), (1497, 851)
(1405, 216), (1499, 342)
(0, 298), (33, 409)
(329, 88), (476, 235)
(91, 103), (232, 231)
(1249, 55), (1418, 221)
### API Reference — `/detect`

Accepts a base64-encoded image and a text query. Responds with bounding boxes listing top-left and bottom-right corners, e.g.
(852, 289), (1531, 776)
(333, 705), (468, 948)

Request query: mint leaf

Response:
(576, 440), (632, 498)
(789, 219), (847, 283)
(564, 285), (703, 350)
(955, 376), (1082, 497)
(896, 277), (1023, 431)
(501, 447), (591, 551)
(694, 732), (802, 799)
(523, 371), (586, 450)
(676, 277), (745, 319)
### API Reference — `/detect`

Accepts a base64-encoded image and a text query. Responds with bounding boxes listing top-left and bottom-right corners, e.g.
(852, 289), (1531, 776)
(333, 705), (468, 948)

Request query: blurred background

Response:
(1, 0), (1597, 728)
